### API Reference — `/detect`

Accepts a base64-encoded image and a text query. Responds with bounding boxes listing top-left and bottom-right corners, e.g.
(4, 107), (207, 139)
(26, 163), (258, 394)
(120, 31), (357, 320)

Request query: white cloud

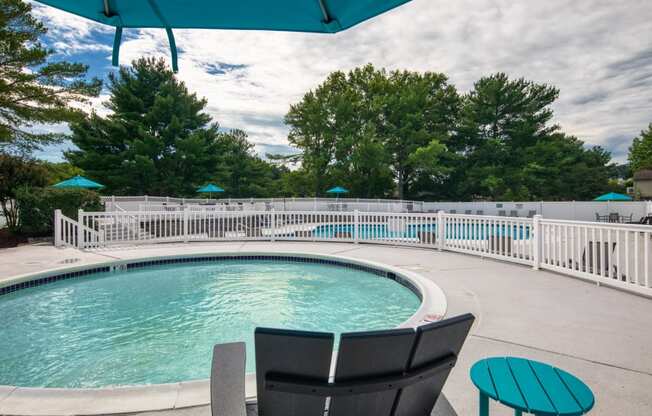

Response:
(31, 0), (652, 162)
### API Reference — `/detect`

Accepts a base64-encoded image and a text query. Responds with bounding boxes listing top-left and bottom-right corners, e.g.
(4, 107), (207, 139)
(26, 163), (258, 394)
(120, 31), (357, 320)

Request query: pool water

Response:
(312, 223), (531, 240)
(0, 259), (419, 388)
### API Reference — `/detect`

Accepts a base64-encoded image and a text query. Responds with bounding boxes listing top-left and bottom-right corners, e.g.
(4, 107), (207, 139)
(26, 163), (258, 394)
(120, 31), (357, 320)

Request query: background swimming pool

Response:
(312, 223), (531, 240)
(0, 259), (419, 388)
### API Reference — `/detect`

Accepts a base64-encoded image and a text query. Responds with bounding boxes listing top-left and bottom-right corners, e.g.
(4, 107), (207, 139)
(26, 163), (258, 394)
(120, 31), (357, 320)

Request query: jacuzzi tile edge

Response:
(0, 251), (446, 416)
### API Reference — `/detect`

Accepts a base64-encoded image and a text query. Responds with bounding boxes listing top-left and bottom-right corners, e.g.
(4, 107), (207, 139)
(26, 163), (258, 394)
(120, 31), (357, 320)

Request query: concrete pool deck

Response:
(1, 241), (651, 415)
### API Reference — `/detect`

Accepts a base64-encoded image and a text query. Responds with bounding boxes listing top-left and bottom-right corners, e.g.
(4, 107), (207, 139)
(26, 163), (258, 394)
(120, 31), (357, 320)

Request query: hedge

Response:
(16, 188), (103, 237)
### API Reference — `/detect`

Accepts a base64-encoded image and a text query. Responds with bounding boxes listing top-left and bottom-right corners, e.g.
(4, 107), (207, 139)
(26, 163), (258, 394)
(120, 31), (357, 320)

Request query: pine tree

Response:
(67, 58), (221, 196)
(0, 0), (101, 153)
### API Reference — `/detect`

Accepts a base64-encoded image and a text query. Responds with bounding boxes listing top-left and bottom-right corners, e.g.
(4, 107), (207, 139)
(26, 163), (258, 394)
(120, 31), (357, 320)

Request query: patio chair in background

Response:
(211, 314), (475, 416)
(570, 240), (618, 277)
(476, 210), (484, 215)
(449, 210), (457, 214)
(465, 210), (472, 215)
(628, 215), (652, 225)
(608, 212), (620, 223)
(498, 210), (506, 216)
(527, 210), (537, 218)
(509, 210), (518, 217)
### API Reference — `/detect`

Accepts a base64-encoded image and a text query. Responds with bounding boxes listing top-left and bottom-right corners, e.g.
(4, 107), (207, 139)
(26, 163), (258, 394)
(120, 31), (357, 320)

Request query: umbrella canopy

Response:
(326, 186), (349, 194)
(594, 192), (632, 201)
(35, 0), (413, 71)
(52, 175), (105, 189)
(197, 183), (224, 193)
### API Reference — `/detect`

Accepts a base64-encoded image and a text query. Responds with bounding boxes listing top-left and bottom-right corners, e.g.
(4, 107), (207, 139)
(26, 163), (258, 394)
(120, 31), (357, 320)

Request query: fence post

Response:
(111, 195), (116, 211)
(532, 215), (542, 270)
(437, 210), (445, 251)
(270, 210), (276, 242)
(354, 210), (359, 243)
(54, 209), (62, 247)
(183, 208), (189, 243)
(77, 209), (84, 249)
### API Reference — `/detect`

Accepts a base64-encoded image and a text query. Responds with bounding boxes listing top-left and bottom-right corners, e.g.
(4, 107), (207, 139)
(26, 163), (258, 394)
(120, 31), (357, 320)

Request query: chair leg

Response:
(479, 392), (489, 416)
(514, 410), (522, 416)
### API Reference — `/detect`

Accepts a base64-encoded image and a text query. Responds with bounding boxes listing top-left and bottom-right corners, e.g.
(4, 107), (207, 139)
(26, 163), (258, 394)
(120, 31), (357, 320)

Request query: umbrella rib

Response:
(316, 0), (332, 22)
(145, 0), (179, 72)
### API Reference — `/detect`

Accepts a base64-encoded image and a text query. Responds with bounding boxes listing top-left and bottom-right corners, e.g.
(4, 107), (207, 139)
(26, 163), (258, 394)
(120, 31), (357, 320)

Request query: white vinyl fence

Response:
(102, 196), (652, 222)
(55, 209), (652, 297)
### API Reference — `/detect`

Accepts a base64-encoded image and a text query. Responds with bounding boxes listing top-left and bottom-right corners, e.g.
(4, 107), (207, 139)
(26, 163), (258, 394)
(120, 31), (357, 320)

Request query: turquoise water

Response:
(0, 260), (419, 388)
(313, 223), (531, 240)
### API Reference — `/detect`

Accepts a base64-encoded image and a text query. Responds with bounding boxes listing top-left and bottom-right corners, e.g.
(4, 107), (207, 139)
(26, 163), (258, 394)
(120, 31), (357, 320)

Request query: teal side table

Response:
(470, 357), (594, 416)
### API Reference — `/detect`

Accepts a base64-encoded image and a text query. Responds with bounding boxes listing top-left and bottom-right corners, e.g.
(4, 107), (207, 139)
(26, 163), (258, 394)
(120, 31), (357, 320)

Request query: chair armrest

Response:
(211, 342), (247, 416)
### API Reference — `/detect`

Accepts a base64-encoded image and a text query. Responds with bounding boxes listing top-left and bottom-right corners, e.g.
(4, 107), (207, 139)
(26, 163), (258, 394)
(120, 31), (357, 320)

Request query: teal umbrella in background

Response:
(34, 0), (413, 72)
(594, 192), (632, 201)
(326, 186), (349, 203)
(326, 186), (349, 195)
(52, 175), (105, 190)
(197, 183), (224, 199)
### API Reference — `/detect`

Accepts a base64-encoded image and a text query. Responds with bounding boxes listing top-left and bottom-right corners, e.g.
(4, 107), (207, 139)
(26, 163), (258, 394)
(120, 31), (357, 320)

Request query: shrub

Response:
(15, 188), (103, 236)
(0, 154), (48, 230)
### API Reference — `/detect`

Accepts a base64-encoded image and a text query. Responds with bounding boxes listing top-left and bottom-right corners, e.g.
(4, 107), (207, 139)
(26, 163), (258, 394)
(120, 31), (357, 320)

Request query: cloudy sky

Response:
(30, 0), (651, 163)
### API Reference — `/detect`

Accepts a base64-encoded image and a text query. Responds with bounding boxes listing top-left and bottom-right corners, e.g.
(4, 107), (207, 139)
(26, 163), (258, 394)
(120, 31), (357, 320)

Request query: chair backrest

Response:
(255, 328), (334, 416)
(257, 314), (475, 416)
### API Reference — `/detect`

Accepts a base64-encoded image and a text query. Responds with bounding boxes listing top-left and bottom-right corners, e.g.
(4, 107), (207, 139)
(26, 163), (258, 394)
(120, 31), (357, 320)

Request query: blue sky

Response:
(29, 0), (652, 163)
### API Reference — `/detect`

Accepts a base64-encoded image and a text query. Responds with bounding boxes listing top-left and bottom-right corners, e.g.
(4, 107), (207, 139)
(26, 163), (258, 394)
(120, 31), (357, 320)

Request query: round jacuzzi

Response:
(0, 253), (441, 389)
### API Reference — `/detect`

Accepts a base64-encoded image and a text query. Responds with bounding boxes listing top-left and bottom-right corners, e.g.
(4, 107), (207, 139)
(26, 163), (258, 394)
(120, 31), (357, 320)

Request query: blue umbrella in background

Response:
(52, 175), (105, 190)
(34, 0), (413, 71)
(594, 192), (632, 201)
(197, 183), (224, 199)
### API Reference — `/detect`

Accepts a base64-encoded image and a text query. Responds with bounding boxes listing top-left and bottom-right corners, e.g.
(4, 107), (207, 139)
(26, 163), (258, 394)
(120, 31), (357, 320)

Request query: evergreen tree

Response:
(446, 73), (616, 200)
(67, 58), (221, 196)
(213, 129), (282, 198)
(0, 0), (101, 153)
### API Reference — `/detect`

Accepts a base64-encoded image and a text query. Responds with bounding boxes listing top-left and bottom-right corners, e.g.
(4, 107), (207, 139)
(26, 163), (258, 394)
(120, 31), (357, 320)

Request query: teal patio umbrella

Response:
(594, 192), (632, 202)
(35, 0), (413, 72)
(52, 175), (105, 189)
(197, 183), (224, 199)
(326, 186), (349, 195)
(326, 186), (348, 203)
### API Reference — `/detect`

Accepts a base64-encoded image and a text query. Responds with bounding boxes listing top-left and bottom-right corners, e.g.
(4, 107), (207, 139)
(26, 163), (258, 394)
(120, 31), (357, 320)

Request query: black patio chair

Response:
(210, 314), (475, 416)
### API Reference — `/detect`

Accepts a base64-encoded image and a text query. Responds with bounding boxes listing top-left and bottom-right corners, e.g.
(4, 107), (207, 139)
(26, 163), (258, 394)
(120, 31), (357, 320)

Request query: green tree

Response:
(39, 161), (83, 185)
(374, 69), (460, 199)
(285, 64), (459, 198)
(0, 0), (101, 153)
(445, 73), (616, 200)
(67, 58), (221, 196)
(285, 70), (357, 196)
(212, 129), (282, 197)
(0, 153), (47, 229)
(628, 123), (652, 172)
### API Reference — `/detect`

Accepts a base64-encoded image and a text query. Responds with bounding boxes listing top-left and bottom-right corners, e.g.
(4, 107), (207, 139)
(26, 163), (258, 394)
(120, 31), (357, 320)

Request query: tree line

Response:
(283, 65), (627, 201)
(2, 0), (652, 211)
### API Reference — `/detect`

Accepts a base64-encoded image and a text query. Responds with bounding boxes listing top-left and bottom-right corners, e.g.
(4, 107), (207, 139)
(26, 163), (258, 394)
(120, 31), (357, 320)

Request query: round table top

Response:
(470, 357), (594, 416)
